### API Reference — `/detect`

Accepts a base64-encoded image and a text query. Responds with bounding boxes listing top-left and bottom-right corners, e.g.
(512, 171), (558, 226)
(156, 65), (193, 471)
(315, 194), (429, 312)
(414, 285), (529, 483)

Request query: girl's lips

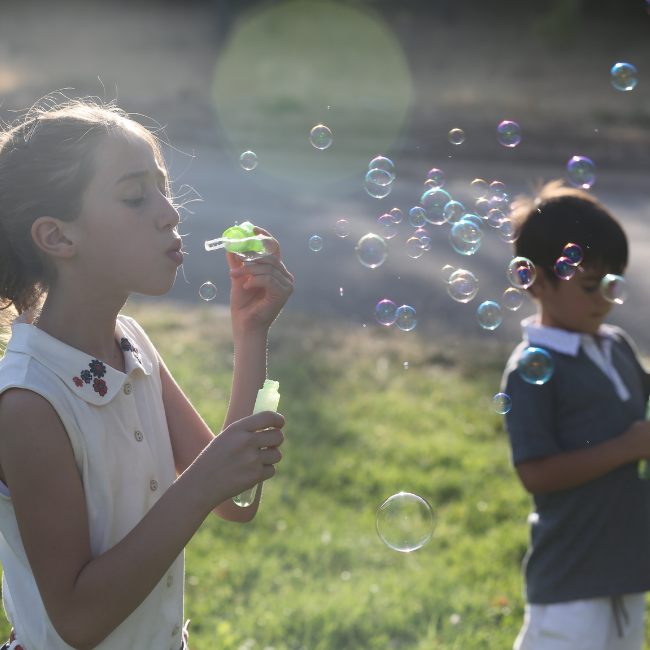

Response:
(166, 250), (184, 265)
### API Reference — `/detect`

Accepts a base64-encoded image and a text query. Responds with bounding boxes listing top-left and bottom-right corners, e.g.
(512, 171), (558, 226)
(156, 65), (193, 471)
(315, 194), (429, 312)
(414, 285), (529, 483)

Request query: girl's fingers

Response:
(253, 226), (282, 261)
(231, 261), (294, 287)
(242, 274), (293, 296)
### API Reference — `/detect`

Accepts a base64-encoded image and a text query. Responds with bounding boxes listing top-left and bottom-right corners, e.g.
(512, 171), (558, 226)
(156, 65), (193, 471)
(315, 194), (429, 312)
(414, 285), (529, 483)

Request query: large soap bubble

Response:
(477, 301), (502, 330)
(310, 125), (332, 149)
(356, 233), (388, 268)
(567, 156), (596, 189)
(421, 188), (452, 225)
(518, 347), (555, 385)
(610, 62), (637, 91)
(496, 121), (521, 147)
(447, 269), (479, 303)
(376, 492), (434, 553)
(600, 274), (628, 305)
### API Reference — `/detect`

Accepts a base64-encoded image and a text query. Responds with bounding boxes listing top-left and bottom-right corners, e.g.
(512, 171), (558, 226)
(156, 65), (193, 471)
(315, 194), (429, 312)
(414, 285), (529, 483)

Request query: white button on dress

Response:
(150, 479), (158, 491)
(123, 383), (132, 395)
(167, 575), (173, 587)
(134, 430), (143, 442)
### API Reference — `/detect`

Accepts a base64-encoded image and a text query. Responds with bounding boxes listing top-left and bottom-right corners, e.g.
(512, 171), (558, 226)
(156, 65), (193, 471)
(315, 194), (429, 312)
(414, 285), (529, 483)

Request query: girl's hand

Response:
(227, 227), (294, 334)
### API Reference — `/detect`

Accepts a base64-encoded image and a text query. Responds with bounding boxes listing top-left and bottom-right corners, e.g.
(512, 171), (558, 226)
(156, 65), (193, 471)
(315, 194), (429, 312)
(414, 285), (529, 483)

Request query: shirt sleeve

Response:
(501, 345), (560, 465)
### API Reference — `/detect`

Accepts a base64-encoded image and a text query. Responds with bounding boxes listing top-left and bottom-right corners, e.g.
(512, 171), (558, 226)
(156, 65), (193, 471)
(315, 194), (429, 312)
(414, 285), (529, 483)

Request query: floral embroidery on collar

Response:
(120, 337), (141, 364)
(73, 358), (109, 397)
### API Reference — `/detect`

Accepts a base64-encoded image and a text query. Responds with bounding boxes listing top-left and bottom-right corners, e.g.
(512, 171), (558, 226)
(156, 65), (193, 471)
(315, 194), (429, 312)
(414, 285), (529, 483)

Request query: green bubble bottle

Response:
(233, 379), (281, 507)
(204, 221), (278, 260)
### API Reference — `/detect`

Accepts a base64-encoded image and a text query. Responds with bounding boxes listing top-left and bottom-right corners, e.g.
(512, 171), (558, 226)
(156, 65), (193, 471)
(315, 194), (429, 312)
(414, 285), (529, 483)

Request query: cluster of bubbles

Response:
(554, 242), (583, 280)
(374, 300), (418, 331)
(365, 156), (396, 199)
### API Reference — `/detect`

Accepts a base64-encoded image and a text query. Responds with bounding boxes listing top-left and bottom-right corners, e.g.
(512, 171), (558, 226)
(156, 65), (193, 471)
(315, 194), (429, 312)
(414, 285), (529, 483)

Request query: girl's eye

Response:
(124, 197), (145, 207)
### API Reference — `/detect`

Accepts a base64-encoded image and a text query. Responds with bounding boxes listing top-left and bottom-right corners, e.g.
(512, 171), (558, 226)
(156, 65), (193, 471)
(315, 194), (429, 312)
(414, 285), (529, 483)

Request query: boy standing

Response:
(502, 181), (650, 650)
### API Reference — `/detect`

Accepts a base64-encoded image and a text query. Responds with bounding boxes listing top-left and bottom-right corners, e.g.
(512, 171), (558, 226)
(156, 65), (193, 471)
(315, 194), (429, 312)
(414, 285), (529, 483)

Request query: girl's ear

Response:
(31, 217), (76, 259)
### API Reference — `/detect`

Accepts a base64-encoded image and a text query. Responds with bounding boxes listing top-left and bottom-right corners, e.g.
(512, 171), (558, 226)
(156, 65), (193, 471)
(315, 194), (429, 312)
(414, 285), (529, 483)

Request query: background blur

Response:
(0, 0), (647, 347)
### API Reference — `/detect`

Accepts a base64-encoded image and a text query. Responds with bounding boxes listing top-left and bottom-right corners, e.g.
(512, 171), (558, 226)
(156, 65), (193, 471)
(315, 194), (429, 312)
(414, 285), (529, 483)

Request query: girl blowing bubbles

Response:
(0, 98), (293, 650)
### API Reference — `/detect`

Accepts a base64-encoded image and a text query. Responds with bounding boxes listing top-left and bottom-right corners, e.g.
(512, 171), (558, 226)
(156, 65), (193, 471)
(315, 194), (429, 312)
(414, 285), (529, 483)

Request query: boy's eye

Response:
(582, 284), (600, 293)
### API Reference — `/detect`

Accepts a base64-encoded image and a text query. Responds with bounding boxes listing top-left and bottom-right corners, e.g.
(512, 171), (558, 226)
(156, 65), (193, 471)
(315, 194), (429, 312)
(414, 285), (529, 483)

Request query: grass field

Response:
(1, 300), (649, 649)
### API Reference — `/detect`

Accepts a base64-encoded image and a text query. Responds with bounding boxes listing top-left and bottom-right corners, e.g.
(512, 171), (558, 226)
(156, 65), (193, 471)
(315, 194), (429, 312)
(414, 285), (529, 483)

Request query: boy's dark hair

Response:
(511, 180), (628, 285)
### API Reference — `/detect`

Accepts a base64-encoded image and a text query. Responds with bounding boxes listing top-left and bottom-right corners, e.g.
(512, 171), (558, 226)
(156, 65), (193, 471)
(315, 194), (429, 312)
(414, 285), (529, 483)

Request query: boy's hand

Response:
(191, 411), (285, 509)
(227, 227), (294, 334)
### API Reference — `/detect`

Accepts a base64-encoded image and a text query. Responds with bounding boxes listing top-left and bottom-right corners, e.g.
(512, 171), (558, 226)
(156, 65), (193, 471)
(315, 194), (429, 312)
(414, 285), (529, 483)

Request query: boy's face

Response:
(533, 266), (617, 335)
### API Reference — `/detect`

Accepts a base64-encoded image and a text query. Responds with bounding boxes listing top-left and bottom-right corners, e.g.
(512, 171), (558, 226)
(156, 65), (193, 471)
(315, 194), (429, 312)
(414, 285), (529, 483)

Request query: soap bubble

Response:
(498, 219), (521, 243)
(375, 299), (397, 326)
(414, 228), (431, 249)
(199, 282), (217, 301)
(441, 264), (456, 283)
(240, 151), (258, 171)
(364, 176), (393, 199)
(390, 208), (403, 224)
(448, 128), (465, 145)
(611, 62), (637, 91)
(334, 220), (350, 238)
(489, 194), (510, 212)
(426, 168), (445, 188)
(310, 125), (332, 149)
(376, 492), (434, 552)
(447, 269), (479, 303)
(444, 200), (466, 225)
(518, 347), (555, 385)
(470, 179), (488, 199)
(367, 168), (393, 186)
(369, 156), (396, 182)
(508, 257), (536, 289)
(493, 393), (512, 414)
(489, 181), (506, 197)
(487, 209), (506, 228)
(475, 198), (490, 218)
(340, 287), (344, 297)
(477, 301), (502, 330)
(452, 219), (482, 244)
(497, 121), (521, 147)
(600, 274), (628, 305)
(309, 235), (323, 251)
(567, 156), (596, 189)
(395, 305), (418, 331)
(421, 188), (452, 225)
(356, 233), (388, 268)
(406, 237), (425, 259)
(450, 230), (481, 255)
(562, 243), (583, 266)
(409, 207), (428, 228)
(554, 257), (575, 281)
(502, 287), (523, 311)
(377, 214), (398, 239)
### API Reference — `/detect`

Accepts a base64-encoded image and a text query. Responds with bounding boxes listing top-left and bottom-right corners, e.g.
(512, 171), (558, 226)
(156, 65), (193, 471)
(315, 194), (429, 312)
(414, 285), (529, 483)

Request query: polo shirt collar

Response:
(6, 312), (152, 406)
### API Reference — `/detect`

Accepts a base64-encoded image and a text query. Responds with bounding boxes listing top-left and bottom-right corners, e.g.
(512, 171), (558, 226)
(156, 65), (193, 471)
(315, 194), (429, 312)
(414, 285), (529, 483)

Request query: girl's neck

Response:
(33, 287), (128, 372)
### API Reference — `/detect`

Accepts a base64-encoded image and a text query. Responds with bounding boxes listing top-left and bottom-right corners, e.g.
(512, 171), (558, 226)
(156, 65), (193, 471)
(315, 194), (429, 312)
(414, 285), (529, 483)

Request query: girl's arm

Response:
(0, 387), (284, 650)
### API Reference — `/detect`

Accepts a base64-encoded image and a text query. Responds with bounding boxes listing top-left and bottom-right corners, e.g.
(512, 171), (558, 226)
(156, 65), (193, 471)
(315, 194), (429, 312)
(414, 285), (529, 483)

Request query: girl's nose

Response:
(157, 195), (180, 231)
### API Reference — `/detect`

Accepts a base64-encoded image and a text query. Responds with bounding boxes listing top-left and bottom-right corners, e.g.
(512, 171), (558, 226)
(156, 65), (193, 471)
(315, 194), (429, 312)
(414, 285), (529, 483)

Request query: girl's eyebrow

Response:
(115, 168), (167, 186)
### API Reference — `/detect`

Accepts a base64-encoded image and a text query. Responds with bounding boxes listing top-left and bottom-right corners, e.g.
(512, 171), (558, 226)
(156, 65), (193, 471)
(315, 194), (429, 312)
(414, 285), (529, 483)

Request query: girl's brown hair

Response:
(0, 96), (169, 322)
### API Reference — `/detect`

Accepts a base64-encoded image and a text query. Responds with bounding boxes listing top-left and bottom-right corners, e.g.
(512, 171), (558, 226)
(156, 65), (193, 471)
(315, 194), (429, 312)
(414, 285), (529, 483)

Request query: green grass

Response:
(2, 301), (650, 649)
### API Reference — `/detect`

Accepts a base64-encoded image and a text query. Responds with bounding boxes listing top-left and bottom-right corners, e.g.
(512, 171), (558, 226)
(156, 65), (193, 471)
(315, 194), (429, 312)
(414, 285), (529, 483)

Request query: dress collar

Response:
(6, 312), (152, 406)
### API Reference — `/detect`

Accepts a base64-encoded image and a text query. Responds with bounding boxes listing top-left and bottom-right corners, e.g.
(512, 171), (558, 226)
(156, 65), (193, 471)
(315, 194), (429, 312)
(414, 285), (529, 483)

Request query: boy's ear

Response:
(528, 267), (552, 299)
(31, 217), (77, 259)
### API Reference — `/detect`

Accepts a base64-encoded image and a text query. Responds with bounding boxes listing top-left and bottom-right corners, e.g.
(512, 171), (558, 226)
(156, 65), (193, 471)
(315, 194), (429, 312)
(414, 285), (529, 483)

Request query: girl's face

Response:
(74, 132), (182, 299)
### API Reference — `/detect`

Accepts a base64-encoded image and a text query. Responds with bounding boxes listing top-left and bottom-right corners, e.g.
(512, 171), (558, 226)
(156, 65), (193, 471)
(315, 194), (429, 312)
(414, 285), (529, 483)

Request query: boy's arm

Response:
(516, 420), (650, 494)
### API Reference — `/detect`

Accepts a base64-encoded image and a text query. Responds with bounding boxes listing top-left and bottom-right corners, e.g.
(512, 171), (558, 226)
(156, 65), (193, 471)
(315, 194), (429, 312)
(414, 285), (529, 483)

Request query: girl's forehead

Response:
(91, 133), (162, 187)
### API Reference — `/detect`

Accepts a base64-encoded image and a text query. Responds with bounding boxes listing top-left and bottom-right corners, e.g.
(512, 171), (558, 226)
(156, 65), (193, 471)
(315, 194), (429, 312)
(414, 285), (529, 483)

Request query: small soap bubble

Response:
(518, 347), (555, 385)
(498, 219), (521, 243)
(339, 287), (344, 297)
(375, 299), (397, 326)
(508, 257), (536, 289)
(452, 219), (482, 244)
(493, 393), (512, 414)
(477, 301), (502, 330)
(364, 176), (393, 199)
(475, 198), (490, 218)
(441, 264), (456, 283)
(489, 181), (507, 197)
(444, 200), (466, 225)
(240, 151), (258, 171)
(367, 168), (393, 187)
(356, 233), (388, 268)
(199, 282), (217, 301)
(414, 228), (431, 248)
(554, 257), (575, 281)
(377, 214), (398, 239)
(611, 62), (637, 91)
(334, 220), (350, 238)
(390, 208), (403, 224)
(487, 209), (506, 228)
(395, 305), (418, 331)
(406, 237), (425, 259)
(567, 156), (596, 189)
(375, 492), (434, 552)
(563, 243), (583, 266)
(309, 235), (323, 251)
(310, 125), (332, 149)
(489, 194), (510, 213)
(421, 188), (452, 225)
(448, 128), (465, 145)
(409, 207), (427, 228)
(497, 121), (521, 147)
(502, 287), (523, 311)
(426, 168), (445, 188)
(600, 274), (628, 305)
(447, 269), (479, 303)
(369, 156), (396, 182)
(470, 179), (488, 199)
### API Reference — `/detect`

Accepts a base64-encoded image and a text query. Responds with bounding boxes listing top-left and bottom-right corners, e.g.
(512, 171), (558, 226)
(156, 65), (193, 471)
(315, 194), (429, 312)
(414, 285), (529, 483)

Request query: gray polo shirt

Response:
(502, 318), (650, 604)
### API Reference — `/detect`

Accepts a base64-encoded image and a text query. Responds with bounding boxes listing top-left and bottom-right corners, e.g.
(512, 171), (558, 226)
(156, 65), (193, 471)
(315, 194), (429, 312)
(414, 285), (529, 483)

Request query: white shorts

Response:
(513, 593), (646, 650)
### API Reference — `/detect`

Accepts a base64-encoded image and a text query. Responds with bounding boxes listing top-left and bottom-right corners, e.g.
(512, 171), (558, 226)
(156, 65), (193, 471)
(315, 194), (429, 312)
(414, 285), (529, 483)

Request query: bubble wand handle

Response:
(233, 380), (281, 507)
